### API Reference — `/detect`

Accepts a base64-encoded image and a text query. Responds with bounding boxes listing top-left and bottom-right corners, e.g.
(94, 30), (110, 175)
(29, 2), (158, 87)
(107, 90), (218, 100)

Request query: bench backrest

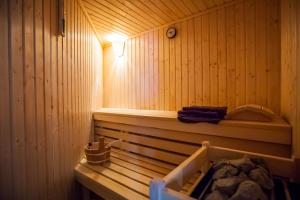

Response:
(94, 120), (201, 165)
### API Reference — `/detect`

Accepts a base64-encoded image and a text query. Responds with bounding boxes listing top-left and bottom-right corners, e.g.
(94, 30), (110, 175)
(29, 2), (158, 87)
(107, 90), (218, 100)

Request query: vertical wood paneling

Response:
(24, 0), (38, 198)
(201, 13), (210, 105)
(181, 21), (189, 107)
(175, 23), (182, 110)
(169, 26), (176, 110)
(226, 5), (236, 111)
(297, 0), (300, 162)
(267, 0), (280, 114)
(135, 37), (141, 109)
(50, 0), (59, 198)
(140, 35), (145, 109)
(158, 28), (165, 110)
(195, 16), (203, 106)
(124, 40), (129, 108)
(103, 0), (281, 113)
(255, 0), (267, 107)
(128, 39), (133, 108)
(281, 0), (300, 161)
(188, 18), (195, 106)
(209, 12), (218, 106)
(163, 27), (170, 110)
(153, 30), (159, 110)
(0, 0), (12, 199)
(10, 0), (27, 198)
(149, 31), (154, 109)
(34, 0), (47, 197)
(217, 8), (227, 106)
(245, 0), (256, 104)
(235, 2), (246, 107)
(144, 34), (149, 109)
(131, 37), (136, 108)
(62, 1), (69, 198)
(44, 0), (53, 196)
(0, 0), (103, 199)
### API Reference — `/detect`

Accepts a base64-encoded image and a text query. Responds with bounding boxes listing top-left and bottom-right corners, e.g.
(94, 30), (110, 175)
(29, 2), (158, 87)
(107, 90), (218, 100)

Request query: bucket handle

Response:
(105, 139), (122, 148)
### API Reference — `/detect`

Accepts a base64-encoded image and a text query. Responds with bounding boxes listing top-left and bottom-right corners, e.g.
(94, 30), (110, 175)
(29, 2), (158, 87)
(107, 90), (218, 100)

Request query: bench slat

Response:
(97, 121), (202, 145)
(111, 152), (199, 185)
(182, 182), (192, 191)
(97, 127), (199, 155)
(96, 121), (291, 157)
(77, 148), (204, 200)
(80, 159), (149, 197)
(75, 164), (149, 200)
(94, 109), (291, 145)
(110, 157), (165, 178)
(112, 148), (176, 170)
(104, 137), (188, 165)
(111, 152), (171, 174)
(88, 159), (152, 185)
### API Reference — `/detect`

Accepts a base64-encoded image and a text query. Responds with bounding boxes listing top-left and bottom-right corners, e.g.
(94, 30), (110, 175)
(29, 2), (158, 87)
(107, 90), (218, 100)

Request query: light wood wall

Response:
(80, 0), (235, 44)
(0, 0), (102, 199)
(103, 0), (281, 113)
(281, 0), (300, 160)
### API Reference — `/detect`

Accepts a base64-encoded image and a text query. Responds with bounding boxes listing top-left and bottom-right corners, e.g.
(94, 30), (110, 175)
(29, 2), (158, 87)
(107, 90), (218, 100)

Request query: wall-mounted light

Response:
(106, 34), (127, 57)
(58, 0), (65, 37)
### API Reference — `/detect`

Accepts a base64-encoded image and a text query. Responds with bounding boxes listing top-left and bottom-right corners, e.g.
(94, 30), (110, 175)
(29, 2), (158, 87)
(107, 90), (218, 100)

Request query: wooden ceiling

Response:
(79, 0), (233, 44)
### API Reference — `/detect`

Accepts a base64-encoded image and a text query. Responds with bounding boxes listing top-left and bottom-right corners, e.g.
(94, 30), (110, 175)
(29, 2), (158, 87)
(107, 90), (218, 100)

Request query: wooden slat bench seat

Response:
(75, 108), (294, 200)
(150, 143), (296, 200)
(94, 108), (292, 157)
(75, 144), (297, 200)
(75, 149), (201, 200)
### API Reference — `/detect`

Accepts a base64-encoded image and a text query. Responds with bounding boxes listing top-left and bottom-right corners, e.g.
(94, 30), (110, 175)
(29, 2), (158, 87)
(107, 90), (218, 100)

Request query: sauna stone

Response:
(213, 160), (229, 171)
(238, 171), (248, 180)
(249, 167), (274, 190)
(229, 157), (255, 173)
(229, 180), (267, 200)
(213, 165), (239, 180)
(211, 176), (245, 196)
(205, 190), (229, 200)
(250, 158), (269, 171)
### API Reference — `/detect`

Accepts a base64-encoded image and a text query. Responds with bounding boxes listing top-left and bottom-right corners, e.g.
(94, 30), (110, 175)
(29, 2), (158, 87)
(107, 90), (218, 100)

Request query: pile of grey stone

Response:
(204, 156), (274, 200)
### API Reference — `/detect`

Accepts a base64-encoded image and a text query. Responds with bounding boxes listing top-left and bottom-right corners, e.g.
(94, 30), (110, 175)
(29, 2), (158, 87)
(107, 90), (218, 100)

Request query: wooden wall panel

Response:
(0, 0), (103, 199)
(80, 0), (235, 44)
(281, 0), (300, 161)
(0, 0), (12, 197)
(103, 0), (281, 113)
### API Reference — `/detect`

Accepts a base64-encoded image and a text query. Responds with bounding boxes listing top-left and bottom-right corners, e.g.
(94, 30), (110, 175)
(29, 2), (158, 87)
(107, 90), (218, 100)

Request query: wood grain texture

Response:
(103, 0), (281, 113)
(0, 0), (12, 198)
(94, 108), (292, 157)
(0, 0), (103, 199)
(75, 153), (201, 199)
(281, 0), (300, 159)
(80, 0), (235, 44)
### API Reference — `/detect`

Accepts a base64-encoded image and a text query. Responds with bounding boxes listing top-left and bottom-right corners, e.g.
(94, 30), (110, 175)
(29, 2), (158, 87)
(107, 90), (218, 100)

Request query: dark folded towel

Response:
(178, 114), (221, 124)
(182, 106), (227, 118)
(178, 110), (221, 119)
(177, 106), (227, 124)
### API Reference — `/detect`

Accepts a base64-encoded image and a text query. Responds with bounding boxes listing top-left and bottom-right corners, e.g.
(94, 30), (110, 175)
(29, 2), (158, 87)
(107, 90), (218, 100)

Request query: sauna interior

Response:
(1, 0), (300, 199)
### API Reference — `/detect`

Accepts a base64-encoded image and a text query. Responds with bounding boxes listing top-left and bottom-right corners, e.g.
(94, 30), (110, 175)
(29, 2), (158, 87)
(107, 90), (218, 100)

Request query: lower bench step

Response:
(75, 149), (200, 200)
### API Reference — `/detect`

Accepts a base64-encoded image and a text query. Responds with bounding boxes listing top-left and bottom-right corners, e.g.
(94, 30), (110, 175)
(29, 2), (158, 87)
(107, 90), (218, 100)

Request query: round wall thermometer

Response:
(166, 27), (176, 39)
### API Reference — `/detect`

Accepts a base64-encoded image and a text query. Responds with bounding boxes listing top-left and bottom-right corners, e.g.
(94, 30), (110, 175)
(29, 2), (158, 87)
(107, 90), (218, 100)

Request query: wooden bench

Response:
(150, 143), (296, 200)
(93, 108), (292, 157)
(75, 118), (204, 199)
(75, 108), (295, 200)
(75, 144), (296, 200)
(75, 149), (202, 200)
